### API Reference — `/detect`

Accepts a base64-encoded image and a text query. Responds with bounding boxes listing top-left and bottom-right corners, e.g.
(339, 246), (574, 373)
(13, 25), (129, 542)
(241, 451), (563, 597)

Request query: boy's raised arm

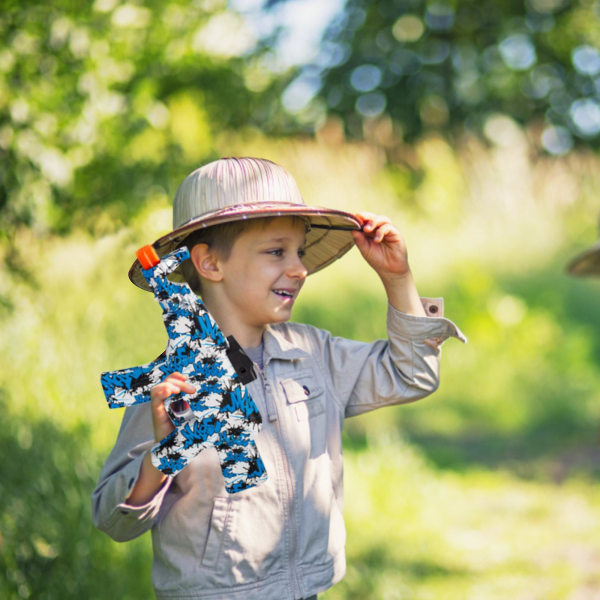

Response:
(352, 212), (426, 316)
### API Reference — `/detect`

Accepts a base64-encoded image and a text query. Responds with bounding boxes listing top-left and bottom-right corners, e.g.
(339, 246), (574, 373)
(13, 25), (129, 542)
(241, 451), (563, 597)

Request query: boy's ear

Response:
(190, 244), (223, 282)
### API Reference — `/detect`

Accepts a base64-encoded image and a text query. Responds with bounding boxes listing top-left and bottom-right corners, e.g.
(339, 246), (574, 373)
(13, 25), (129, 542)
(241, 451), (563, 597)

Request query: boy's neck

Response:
(227, 327), (265, 350)
(201, 294), (265, 349)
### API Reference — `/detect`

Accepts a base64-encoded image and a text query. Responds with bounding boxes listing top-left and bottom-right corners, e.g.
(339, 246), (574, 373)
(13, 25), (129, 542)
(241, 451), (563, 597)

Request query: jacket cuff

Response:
(388, 299), (467, 343)
(103, 452), (173, 532)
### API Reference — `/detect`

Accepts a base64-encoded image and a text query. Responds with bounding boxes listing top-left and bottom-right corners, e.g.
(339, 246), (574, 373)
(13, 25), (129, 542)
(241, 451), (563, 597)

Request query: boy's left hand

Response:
(352, 212), (410, 280)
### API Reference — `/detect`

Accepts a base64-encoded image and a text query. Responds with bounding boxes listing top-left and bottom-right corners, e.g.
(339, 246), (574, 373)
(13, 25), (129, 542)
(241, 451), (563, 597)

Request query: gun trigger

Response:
(165, 394), (194, 424)
(226, 335), (257, 385)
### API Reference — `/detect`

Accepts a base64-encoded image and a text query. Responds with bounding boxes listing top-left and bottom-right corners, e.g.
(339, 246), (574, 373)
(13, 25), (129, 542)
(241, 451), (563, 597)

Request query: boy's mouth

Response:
(273, 288), (295, 299)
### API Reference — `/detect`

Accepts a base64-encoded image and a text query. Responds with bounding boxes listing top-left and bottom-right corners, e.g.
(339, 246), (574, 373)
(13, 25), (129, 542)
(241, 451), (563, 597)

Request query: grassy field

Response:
(2, 134), (600, 598)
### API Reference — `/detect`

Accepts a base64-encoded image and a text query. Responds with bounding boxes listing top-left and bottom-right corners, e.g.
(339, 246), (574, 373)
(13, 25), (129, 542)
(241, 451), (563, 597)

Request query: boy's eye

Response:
(265, 247), (305, 258)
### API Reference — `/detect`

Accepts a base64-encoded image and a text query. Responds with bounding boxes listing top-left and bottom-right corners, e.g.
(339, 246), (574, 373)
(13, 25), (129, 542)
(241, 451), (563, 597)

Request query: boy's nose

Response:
(287, 255), (308, 279)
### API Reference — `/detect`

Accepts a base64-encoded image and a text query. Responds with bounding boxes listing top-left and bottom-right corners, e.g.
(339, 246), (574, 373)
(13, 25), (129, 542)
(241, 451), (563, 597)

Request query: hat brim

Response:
(567, 241), (600, 276)
(128, 203), (362, 291)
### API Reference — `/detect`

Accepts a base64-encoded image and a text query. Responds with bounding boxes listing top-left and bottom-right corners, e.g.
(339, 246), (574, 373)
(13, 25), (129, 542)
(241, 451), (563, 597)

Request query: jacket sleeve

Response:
(91, 403), (173, 542)
(313, 298), (465, 418)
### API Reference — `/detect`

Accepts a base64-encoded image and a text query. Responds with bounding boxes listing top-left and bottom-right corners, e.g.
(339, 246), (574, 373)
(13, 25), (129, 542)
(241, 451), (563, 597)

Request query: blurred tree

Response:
(267, 0), (600, 156)
(0, 0), (289, 260)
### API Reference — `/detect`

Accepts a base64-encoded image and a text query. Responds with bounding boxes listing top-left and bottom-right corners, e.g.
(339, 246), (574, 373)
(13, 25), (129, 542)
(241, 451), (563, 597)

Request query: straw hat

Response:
(567, 242), (600, 276)
(129, 157), (361, 291)
(567, 218), (600, 276)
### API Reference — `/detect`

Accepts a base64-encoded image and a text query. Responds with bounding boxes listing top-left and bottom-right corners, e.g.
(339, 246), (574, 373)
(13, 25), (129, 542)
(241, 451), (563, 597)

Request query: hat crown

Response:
(173, 157), (304, 228)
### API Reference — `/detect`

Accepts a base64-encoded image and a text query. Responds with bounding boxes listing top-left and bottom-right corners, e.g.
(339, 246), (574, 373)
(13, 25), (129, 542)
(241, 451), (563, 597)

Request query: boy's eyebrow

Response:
(257, 235), (304, 244)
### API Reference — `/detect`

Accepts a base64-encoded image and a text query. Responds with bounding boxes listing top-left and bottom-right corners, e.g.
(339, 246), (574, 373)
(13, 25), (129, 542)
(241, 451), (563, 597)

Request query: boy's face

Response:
(216, 217), (308, 335)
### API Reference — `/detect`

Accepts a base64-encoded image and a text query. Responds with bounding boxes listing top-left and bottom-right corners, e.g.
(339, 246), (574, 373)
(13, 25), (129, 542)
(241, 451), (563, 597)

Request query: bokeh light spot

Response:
(572, 45), (600, 76)
(425, 3), (455, 31)
(569, 98), (600, 136)
(499, 34), (537, 71)
(350, 64), (383, 93)
(541, 124), (574, 154)
(282, 73), (321, 112)
(392, 15), (424, 43)
(356, 92), (387, 118)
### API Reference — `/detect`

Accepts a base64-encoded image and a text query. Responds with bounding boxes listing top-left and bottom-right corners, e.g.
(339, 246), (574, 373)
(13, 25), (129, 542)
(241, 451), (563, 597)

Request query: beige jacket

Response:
(92, 301), (464, 600)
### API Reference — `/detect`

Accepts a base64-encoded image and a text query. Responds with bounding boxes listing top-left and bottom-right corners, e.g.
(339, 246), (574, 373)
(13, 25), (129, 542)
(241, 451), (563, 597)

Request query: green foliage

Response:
(269, 0), (600, 154)
(0, 0), (289, 243)
(0, 227), (162, 599)
(0, 405), (153, 600)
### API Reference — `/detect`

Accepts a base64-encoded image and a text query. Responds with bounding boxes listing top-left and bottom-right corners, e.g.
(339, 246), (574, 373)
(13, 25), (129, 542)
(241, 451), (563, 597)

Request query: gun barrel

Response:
(137, 245), (160, 270)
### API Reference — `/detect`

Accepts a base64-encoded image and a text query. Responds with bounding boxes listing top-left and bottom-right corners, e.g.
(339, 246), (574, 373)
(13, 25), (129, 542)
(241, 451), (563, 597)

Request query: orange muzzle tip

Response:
(136, 245), (160, 270)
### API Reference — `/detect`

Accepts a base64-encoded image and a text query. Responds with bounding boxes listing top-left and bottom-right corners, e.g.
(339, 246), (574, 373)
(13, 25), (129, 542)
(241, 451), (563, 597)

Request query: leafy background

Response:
(2, 1), (600, 598)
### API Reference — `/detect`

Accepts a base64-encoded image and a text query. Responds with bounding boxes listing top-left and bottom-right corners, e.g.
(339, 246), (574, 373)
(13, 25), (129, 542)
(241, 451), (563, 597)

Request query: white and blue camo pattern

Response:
(100, 247), (268, 493)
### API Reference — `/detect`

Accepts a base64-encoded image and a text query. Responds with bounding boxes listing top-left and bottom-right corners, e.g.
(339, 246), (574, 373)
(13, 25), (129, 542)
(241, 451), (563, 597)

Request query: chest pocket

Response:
(280, 371), (325, 423)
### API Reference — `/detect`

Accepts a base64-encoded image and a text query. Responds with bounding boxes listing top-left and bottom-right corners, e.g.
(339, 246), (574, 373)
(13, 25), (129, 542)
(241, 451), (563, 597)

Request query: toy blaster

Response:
(100, 245), (268, 493)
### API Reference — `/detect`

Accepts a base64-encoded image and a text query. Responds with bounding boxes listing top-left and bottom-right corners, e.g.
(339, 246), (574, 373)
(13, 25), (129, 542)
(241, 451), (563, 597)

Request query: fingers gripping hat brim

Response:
(128, 157), (361, 291)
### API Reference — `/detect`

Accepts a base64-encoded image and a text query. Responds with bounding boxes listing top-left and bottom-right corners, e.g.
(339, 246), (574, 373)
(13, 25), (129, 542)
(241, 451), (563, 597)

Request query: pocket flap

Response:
(280, 373), (322, 404)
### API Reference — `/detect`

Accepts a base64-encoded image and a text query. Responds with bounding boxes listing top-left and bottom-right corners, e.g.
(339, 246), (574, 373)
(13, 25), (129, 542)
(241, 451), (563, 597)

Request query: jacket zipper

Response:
(259, 369), (302, 598)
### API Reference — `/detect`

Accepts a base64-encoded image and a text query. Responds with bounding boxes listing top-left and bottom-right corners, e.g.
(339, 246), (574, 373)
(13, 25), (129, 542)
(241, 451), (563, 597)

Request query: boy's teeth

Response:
(274, 289), (293, 298)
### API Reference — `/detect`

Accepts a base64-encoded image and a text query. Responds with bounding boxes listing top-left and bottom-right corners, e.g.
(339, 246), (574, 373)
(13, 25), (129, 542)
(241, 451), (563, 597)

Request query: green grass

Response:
(325, 440), (600, 600)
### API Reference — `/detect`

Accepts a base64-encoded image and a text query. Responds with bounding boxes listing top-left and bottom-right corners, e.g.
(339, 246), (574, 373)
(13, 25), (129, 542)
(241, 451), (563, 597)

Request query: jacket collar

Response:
(262, 323), (311, 365)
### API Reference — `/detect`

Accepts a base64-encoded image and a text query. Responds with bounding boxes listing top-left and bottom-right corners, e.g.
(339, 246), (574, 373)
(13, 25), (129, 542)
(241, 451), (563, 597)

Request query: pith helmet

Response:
(567, 217), (600, 276)
(129, 157), (361, 291)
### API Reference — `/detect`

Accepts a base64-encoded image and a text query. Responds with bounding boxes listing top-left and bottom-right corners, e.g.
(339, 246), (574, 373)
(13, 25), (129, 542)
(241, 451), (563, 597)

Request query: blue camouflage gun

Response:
(100, 245), (268, 493)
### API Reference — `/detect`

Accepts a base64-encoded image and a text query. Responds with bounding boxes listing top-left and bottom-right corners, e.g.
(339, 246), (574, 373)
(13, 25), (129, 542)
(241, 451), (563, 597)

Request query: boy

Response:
(93, 157), (464, 600)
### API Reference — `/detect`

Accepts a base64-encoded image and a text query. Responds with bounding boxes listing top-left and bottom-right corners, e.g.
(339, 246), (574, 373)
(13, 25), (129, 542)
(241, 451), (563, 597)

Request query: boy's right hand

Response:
(150, 373), (196, 442)
(127, 372), (195, 505)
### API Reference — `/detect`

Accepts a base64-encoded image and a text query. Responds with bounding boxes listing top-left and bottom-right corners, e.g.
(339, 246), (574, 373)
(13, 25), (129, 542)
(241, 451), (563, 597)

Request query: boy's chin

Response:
(268, 309), (294, 324)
